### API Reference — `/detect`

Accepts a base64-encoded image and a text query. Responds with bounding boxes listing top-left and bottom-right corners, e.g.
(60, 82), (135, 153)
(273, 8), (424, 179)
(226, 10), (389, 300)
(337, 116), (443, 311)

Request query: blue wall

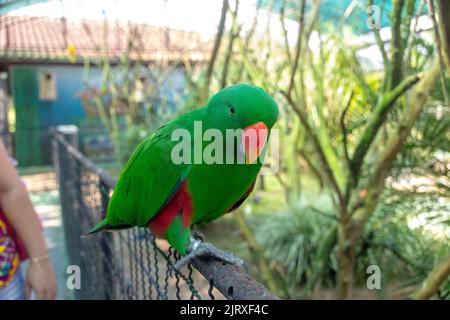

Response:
(11, 63), (187, 166)
(36, 65), (102, 128)
(11, 64), (103, 166)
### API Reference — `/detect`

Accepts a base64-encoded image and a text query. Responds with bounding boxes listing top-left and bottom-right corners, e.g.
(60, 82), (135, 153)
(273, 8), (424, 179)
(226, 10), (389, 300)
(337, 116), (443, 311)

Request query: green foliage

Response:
(254, 195), (336, 298)
(360, 188), (450, 298)
(250, 186), (449, 299)
(189, 0), (448, 298)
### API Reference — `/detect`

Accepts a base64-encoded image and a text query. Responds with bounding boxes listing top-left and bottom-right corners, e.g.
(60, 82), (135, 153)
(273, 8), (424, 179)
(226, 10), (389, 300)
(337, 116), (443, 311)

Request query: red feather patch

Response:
(148, 181), (193, 237)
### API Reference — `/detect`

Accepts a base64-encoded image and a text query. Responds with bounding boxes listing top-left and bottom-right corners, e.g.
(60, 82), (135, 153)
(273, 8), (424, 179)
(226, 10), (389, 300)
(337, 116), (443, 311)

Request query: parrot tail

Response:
(83, 219), (132, 236)
(83, 218), (110, 235)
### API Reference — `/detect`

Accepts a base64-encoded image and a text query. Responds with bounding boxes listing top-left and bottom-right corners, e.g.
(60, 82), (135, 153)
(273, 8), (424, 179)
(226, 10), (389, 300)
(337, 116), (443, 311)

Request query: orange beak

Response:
(242, 121), (268, 164)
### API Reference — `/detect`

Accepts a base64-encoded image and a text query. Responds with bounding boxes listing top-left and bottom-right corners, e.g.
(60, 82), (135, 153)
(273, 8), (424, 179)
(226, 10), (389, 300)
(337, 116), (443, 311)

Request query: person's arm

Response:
(0, 139), (57, 300)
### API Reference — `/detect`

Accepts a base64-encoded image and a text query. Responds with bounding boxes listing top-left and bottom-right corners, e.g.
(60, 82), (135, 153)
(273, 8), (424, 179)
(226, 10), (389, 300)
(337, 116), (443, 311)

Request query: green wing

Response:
(104, 118), (193, 227)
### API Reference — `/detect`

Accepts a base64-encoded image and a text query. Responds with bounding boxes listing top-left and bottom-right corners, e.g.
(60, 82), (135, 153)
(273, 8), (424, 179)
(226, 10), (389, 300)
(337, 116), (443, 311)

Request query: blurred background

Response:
(0, 0), (448, 299)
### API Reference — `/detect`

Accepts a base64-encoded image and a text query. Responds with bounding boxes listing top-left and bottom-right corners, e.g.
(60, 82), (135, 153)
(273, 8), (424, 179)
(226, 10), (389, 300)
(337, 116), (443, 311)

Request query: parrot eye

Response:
(229, 105), (235, 115)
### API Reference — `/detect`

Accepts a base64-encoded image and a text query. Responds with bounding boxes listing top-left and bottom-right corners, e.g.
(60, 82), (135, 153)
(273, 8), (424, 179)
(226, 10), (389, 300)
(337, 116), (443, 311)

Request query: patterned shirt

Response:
(0, 157), (23, 287)
(0, 217), (20, 288)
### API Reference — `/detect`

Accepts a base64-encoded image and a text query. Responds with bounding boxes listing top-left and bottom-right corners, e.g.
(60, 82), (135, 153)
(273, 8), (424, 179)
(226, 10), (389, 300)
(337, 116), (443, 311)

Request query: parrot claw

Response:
(172, 239), (248, 272)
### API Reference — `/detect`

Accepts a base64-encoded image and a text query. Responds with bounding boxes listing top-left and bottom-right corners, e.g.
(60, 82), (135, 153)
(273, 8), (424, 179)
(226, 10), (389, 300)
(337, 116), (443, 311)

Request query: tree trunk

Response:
(337, 215), (355, 299)
(412, 255), (450, 299)
(437, 0), (450, 74)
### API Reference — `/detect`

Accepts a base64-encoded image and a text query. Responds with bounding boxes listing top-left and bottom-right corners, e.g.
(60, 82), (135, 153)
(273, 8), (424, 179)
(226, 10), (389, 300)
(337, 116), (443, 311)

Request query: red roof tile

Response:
(0, 15), (211, 62)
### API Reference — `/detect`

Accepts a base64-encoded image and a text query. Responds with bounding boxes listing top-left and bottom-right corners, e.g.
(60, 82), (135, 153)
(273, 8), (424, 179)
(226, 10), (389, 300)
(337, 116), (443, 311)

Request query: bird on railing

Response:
(85, 83), (279, 270)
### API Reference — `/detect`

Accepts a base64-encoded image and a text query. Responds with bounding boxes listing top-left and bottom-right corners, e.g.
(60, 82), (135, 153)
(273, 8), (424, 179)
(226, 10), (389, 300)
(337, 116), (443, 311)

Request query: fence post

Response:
(53, 125), (82, 299)
(55, 125), (79, 148)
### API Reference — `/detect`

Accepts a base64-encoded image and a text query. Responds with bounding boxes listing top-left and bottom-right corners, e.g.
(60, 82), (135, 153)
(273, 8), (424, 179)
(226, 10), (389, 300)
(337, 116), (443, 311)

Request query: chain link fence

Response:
(52, 127), (276, 300)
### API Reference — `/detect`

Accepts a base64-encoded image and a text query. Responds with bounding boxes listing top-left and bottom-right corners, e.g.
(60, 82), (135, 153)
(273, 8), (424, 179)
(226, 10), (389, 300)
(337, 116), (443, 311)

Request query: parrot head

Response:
(205, 83), (279, 164)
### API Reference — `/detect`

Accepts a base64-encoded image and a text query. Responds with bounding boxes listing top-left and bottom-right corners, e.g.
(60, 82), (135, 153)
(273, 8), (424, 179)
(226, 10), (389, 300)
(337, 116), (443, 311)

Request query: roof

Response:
(0, 15), (211, 63)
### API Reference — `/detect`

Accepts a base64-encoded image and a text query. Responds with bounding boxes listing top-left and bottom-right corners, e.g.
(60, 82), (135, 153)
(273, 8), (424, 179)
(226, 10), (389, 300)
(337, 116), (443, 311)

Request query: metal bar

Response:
(192, 257), (277, 300)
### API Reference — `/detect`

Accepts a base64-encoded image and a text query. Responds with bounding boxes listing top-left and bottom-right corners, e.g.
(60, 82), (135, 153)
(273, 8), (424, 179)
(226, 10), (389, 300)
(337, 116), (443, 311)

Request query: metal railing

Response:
(52, 128), (276, 300)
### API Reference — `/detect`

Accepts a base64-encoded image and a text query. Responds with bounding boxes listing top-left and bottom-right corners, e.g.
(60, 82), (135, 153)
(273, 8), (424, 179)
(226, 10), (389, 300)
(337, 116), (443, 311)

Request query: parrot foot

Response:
(173, 239), (248, 272)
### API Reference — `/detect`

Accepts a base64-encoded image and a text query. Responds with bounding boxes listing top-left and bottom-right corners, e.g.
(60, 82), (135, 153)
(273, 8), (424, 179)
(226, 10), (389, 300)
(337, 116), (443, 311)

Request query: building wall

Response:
(10, 64), (102, 167)
(10, 63), (187, 167)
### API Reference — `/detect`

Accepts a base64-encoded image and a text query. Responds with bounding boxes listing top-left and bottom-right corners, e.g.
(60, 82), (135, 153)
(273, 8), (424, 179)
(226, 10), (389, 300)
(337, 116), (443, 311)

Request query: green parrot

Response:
(87, 83), (279, 266)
